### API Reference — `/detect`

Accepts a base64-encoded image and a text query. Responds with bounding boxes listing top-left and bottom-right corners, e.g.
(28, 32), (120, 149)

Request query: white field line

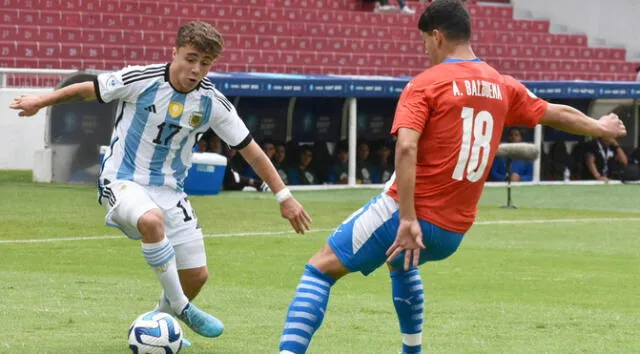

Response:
(1, 217), (639, 245)
(473, 217), (640, 225)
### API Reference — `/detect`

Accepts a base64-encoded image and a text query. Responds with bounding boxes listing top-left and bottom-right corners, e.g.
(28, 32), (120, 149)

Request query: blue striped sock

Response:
(391, 267), (424, 354)
(142, 238), (188, 314)
(142, 238), (175, 268)
(280, 264), (335, 354)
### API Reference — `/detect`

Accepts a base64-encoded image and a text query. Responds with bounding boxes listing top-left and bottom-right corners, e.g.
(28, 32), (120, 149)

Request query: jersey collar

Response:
(442, 58), (483, 63)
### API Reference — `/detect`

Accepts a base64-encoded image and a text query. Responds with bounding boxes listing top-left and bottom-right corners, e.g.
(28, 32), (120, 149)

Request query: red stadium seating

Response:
(0, 1), (638, 81)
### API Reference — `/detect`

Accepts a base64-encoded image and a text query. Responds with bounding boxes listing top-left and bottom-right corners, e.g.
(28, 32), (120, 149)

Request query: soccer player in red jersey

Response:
(279, 1), (627, 353)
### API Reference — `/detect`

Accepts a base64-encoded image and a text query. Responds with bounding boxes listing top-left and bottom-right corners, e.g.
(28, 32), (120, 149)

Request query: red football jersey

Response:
(387, 60), (548, 233)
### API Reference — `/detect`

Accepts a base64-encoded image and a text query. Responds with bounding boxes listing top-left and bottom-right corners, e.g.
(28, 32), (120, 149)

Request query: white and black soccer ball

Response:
(128, 311), (183, 354)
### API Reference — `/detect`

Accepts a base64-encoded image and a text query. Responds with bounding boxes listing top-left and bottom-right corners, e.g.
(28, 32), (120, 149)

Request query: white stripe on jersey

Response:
(96, 63), (250, 191)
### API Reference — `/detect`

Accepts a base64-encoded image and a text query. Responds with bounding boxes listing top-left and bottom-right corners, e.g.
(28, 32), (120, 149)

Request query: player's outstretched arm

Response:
(238, 140), (312, 234)
(540, 103), (627, 138)
(9, 81), (96, 117)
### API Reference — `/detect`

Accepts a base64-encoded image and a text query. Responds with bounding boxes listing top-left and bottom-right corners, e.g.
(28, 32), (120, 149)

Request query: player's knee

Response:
(308, 244), (349, 280)
(308, 244), (333, 264)
(137, 209), (164, 240)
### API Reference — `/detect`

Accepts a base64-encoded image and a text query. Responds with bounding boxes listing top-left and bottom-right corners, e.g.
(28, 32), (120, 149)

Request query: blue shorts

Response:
(328, 193), (464, 276)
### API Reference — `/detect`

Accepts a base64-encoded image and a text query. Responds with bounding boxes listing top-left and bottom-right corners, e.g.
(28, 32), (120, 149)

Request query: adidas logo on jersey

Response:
(144, 104), (157, 113)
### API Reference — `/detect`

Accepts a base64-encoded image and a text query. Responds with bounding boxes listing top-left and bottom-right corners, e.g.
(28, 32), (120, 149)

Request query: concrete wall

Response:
(0, 88), (51, 169)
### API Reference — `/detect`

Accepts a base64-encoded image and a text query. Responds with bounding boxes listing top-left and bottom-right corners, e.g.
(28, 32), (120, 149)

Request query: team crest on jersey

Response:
(107, 76), (119, 88)
(168, 102), (184, 118)
(189, 111), (203, 127)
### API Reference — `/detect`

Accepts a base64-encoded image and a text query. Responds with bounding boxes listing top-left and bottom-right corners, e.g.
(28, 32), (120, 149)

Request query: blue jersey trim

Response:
(442, 58), (483, 63)
(149, 91), (187, 186)
(117, 82), (160, 181)
(171, 95), (213, 187)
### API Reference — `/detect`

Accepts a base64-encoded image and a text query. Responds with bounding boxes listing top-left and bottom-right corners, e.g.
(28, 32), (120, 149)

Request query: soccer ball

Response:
(128, 311), (183, 354)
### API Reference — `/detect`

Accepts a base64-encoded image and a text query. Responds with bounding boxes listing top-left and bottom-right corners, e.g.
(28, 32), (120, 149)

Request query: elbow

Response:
(395, 141), (417, 157)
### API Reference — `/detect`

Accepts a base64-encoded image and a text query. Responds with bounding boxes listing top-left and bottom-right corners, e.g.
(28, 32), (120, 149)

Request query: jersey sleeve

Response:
(390, 80), (431, 135)
(504, 75), (548, 127)
(93, 65), (160, 104)
(209, 90), (252, 149)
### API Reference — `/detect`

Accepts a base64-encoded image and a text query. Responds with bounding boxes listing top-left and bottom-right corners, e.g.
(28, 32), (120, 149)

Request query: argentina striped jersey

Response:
(94, 63), (250, 191)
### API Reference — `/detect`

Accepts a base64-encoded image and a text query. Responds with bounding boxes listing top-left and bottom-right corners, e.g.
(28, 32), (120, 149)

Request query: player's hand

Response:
(597, 113), (626, 138)
(597, 176), (610, 184)
(386, 218), (425, 270)
(9, 94), (42, 117)
(280, 197), (312, 234)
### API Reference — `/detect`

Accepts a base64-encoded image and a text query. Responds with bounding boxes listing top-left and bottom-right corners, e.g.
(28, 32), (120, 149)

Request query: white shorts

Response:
(99, 180), (206, 269)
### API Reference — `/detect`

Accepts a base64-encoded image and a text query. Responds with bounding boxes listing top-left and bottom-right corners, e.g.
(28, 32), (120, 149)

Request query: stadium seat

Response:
(1, 0), (637, 81)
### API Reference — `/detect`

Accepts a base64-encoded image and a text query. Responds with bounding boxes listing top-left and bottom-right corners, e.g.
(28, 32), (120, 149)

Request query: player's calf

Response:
(390, 267), (424, 354)
(279, 264), (336, 354)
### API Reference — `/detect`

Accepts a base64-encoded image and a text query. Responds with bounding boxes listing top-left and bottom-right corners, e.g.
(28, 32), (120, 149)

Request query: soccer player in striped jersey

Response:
(277, 1), (626, 353)
(11, 21), (312, 342)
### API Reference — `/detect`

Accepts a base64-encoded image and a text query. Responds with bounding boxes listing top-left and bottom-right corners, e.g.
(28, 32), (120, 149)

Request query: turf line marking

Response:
(0, 229), (332, 244)
(1, 217), (639, 244)
(473, 217), (640, 225)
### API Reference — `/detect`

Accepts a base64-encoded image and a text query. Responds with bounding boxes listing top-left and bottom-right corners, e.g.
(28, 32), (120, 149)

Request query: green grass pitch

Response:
(0, 171), (638, 353)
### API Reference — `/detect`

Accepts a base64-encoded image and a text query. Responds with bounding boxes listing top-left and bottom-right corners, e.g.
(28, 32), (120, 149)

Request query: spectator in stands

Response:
(222, 144), (268, 191)
(584, 137), (628, 183)
(261, 140), (276, 160)
(569, 141), (590, 180)
(287, 145), (318, 185)
(197, 131), (266, 191)
(273, 141), (288, 184)
(635, 65), (640, 82)
(311, 142), (333, 183)
(544, 141), (573, 180)
(328, 144), (349, 184)
(196, 134), (211, 154)
(195, 129), (221, 154)
(371, 141), (395, 183)
(369, 0), (416, 14)
(242, 140), (276, 179)
(489, 127), (533, 182)
(357, 141), (374, 184)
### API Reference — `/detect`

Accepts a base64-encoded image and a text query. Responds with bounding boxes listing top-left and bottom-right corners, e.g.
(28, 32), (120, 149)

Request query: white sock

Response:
(142, 238), (189, 314)
(154, 290), (175, 315)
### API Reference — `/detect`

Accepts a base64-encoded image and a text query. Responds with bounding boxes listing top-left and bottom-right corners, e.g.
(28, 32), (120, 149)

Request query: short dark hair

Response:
(176, 21), (224, 58)
(418, 0), (471, 42)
